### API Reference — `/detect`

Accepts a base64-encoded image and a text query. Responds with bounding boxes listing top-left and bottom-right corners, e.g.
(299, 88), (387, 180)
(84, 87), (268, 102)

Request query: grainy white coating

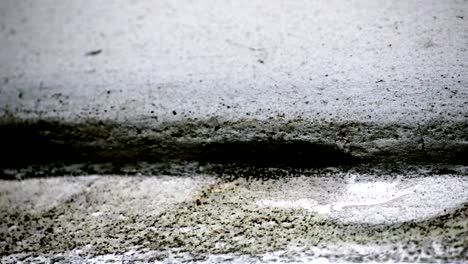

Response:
(0, 0), (467, 124)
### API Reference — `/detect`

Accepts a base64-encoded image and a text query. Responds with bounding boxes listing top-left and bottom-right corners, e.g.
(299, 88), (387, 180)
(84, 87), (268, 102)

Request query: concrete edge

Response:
(0, 114), (467, 178)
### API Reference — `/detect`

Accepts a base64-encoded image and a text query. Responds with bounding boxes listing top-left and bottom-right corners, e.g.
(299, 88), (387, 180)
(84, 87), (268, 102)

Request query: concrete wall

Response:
(0, 0), (467, 168)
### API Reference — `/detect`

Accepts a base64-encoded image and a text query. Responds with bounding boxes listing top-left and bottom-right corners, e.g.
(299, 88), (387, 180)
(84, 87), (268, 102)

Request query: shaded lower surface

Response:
(0, 121), (357, 168)
(0, 117), (467, 179)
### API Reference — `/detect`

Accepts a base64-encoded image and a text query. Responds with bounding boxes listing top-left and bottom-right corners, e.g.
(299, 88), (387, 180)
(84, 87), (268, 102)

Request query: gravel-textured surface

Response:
(1, 171), (467, 263)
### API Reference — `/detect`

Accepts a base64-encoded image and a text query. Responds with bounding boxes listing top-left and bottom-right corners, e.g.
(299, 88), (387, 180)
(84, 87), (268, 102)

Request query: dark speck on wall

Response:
(85, 49), (103, 56)
(172, 110), (177, 115)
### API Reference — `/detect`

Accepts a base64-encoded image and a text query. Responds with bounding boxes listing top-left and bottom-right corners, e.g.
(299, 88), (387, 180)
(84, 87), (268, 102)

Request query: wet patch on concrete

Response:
(0, 116), (467, 179)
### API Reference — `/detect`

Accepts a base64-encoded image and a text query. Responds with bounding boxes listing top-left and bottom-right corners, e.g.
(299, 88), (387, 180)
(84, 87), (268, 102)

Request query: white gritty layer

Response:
(0, 0), (467, 124)
(256, 175), (468, 224)
(2, 241), (458, 264)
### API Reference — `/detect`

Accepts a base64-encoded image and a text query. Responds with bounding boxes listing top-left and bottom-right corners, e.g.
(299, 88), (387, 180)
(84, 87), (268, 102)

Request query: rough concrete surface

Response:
(0, 0), (467, 169)
(0, 0), (468, 262)
(0, 0), (467, 124)
(1, 172), (467, 263)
